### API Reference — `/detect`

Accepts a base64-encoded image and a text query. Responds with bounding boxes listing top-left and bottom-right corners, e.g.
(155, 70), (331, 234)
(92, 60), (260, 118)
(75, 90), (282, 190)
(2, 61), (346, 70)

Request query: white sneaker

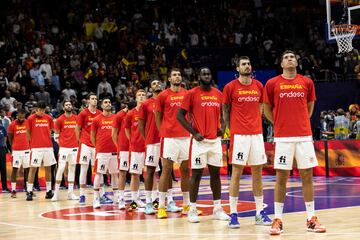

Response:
(51, 192), (59, 202)
(213, 207), (231, 221)
(67, 192), (79, 200)
(118, 199), (126, 210)
(188, 208), (200, 223)
(93, 197), (101, 209)
(136, 198), (146, 208)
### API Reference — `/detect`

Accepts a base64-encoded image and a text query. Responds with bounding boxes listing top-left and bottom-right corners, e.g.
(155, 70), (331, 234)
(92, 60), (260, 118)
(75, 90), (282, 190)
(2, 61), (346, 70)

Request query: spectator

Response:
(62, 81), (77, 100)
(24, 94), (37, 113)
(34, 86), (51, 107)
(0, 90), (16, 111)
(39, 58), (53, 80)
(334, 108), (350, 140)
(97, 78), (113, 98)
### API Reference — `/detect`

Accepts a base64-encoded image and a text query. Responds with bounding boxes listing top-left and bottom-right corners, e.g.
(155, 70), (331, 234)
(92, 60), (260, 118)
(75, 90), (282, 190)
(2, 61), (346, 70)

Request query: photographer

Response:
(334, 108), (350, 140)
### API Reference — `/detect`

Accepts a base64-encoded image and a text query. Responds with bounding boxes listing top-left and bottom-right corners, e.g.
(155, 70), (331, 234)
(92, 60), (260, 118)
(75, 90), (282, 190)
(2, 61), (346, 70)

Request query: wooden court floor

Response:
(0, 176), (359, 240)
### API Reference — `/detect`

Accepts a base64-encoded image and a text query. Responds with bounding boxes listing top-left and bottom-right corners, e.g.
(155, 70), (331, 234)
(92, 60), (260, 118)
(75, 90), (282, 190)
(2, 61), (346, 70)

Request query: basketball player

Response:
(223, 56), (272, 228)
(9, 109), (30, 198)
(91, 98), (118, 208)
(124, 90), (147, 210)
(112, 105), (130, 209)
(51, 101), (79, 201)
(138, 80), (163, 214)
(76, 93), (111, 205)
(177, 67), (229, 223)
(155, 68), (190, 219)
(26, 100), (56, 201)
(263, 50), (326, 235)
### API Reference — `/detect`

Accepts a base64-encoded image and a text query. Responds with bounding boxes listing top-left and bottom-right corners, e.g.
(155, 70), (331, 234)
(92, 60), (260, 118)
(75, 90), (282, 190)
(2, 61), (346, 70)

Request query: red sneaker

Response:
(269, 218), (283, 235)
(307, 216), (326, 233)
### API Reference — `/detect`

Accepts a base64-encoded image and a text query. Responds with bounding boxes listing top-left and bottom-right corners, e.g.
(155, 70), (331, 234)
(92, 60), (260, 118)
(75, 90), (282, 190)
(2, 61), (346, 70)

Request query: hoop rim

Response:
(332, 24), (359, 30)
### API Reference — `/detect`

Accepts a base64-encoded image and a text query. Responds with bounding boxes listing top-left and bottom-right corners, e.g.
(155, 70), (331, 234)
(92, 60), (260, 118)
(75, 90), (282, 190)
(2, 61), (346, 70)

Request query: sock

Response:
(131, 191), (137, 201)
(182, 191), (190, 206)
(145, 190), (152, 204)
(94, 191), (100, 200)
(100, 186), (105, 196)
(113, 190), (119, 202)
(190, 202), (197, 210)
(119, 190), (124, 200)
(46, 182), (52, 192)
(159, 192), (166, 208)
(68, 183), (74, 193)
(214, 199), (221, 209)
(229, 196), (238, 214)
(305, 201), (315, 220)
(27, 183), (33, 192)
(274, 202), (284, 220)
(11, 182), (16, 191)
(151, 190), (158, 202)
(254, 195), (264, 215)
(55, 183), (60, 191)
(80, 188), (85, 196)
(167, 189), (173, 202)
(137, 190), (141, 199)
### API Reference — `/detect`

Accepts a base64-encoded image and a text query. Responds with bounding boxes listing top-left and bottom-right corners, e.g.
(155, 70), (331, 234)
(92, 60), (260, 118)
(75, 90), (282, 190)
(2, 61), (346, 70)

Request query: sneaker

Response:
(307, 216), (326, 233)
(167, 201), (182, 212)
(269, 218), (283, 235)
(118, 199), (126, 210)
(228, 213), (240, 229)
(213, 207), (230, 221)
(145, 203), (156, 215)
(79, 195), (86, 205)
(51, 192), (59, 202)
(26, 191), (33, 201)
(255, 210), (272, 226)
(2, 188), (10, 193)
(182, 205), (203, 215)
(152, 199), (159, 209)
(93, 197), (101, 209)
(100, 194), (113, 204)
(128, 201), (138, 211)
(67, 192), (79, 200)
(45, 190), (54, 199)
(10, 190), (16, 198)
(136, 198), (146, 208)
(188, 208), (200, 223)
(157, 208), (167, 219)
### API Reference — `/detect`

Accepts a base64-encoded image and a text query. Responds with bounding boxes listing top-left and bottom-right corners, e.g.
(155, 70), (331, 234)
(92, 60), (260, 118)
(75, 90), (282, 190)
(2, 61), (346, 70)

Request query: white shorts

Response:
(162, 137), (190, 163)
(58, 147), (78, 165)
(231, 134), (267, 166)
(129, 152), (145, 175)
(95, 152), (119, 174)
(30, 148), (56, 167)
(12, 150), (31, 168)
(119, 151), (130, 171)
(274, 142), (318, 170)
(191, 138), (223, 169)
(78, 143), (95, 166)
(145, 143), (160, 171)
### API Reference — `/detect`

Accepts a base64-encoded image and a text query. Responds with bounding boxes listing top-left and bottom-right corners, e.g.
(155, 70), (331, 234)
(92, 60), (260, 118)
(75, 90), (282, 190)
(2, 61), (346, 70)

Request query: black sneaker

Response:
(128, 201), (138, 211)
(152, 199), (159, 209)
(45, 190), (54, 199)
(11, 190), (16, 198)
(26, 191), (33, 201)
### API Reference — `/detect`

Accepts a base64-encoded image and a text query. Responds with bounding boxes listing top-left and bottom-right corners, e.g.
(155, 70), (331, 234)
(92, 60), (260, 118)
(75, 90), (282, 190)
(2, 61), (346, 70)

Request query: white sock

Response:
(151, 190), (158, 202)
(80, 188), (85, 196)
(145, 190), (152, 204)
(137, 190), (141, 199)
(27, 183), (33, 192)
(11, 182), (16, 191)
(167, 189), (173, 202)
(46, 182), (52, 192)
(100, 186), (105, 196)
(119, 190), (124, 200)
(68, 183), (74, 193)
(190, 202), (197, 210)
(274, 202), (284, 220)
(113, 190), (119, 202)
(131, 191), (137, 201)
(55, 183), (60, 191)
(305, 201), (315, 220)
(94, 191), (100, 200)
(213, 199), (221, 209)
(183, 191), (190, 206)
(159, 192), (166, 208)
(254, 195), (264, 215)
(229, 196), (238, 214)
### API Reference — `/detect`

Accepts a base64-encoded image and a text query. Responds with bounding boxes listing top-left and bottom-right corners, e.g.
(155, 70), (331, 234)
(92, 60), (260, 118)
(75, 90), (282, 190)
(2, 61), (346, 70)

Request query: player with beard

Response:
(9, 109), (30, 198)
(51, 101), (79, 201)
(177, 67), (229, 223)
(91, 98), (118, 208)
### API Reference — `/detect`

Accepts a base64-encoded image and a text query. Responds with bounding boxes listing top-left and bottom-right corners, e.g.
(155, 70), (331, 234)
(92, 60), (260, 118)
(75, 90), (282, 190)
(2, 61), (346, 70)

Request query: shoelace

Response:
(261, 212), (272, 222)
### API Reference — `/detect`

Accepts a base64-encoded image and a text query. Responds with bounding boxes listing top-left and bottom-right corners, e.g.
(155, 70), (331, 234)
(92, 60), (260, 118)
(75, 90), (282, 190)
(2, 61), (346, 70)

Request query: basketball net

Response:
(332, 24), (357, 53)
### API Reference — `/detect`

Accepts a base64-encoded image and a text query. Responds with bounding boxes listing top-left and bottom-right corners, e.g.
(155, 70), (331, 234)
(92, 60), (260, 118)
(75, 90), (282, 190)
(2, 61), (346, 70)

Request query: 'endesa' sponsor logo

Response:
(279, 91), (305, 98)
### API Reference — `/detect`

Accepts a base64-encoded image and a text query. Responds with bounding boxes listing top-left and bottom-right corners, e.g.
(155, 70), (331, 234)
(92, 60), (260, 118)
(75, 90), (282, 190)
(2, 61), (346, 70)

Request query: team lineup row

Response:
(7, 50), (326, 236)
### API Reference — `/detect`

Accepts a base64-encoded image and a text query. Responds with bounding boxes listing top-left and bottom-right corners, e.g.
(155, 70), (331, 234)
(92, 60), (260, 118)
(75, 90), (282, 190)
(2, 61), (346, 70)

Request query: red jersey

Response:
(76, 108), (101, 147)
(55, 114), (78, 148)
(181, 86), (223, 139)
(154, 87), (189, 138)
(91, 114), (117, 153)
(112, 110), (129, 151)
(8, 120), (30, 151)
(223, 79), (263, 135)
(27, 113), (54, 148)
(138, 97), (160, 144)
(263, 74), (316, 138)
(124, 108), (145, 152)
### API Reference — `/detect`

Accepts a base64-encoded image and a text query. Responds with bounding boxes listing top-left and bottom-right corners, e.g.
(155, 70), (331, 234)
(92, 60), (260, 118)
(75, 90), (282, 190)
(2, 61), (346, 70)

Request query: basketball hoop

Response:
(332, 24), (358, 53)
